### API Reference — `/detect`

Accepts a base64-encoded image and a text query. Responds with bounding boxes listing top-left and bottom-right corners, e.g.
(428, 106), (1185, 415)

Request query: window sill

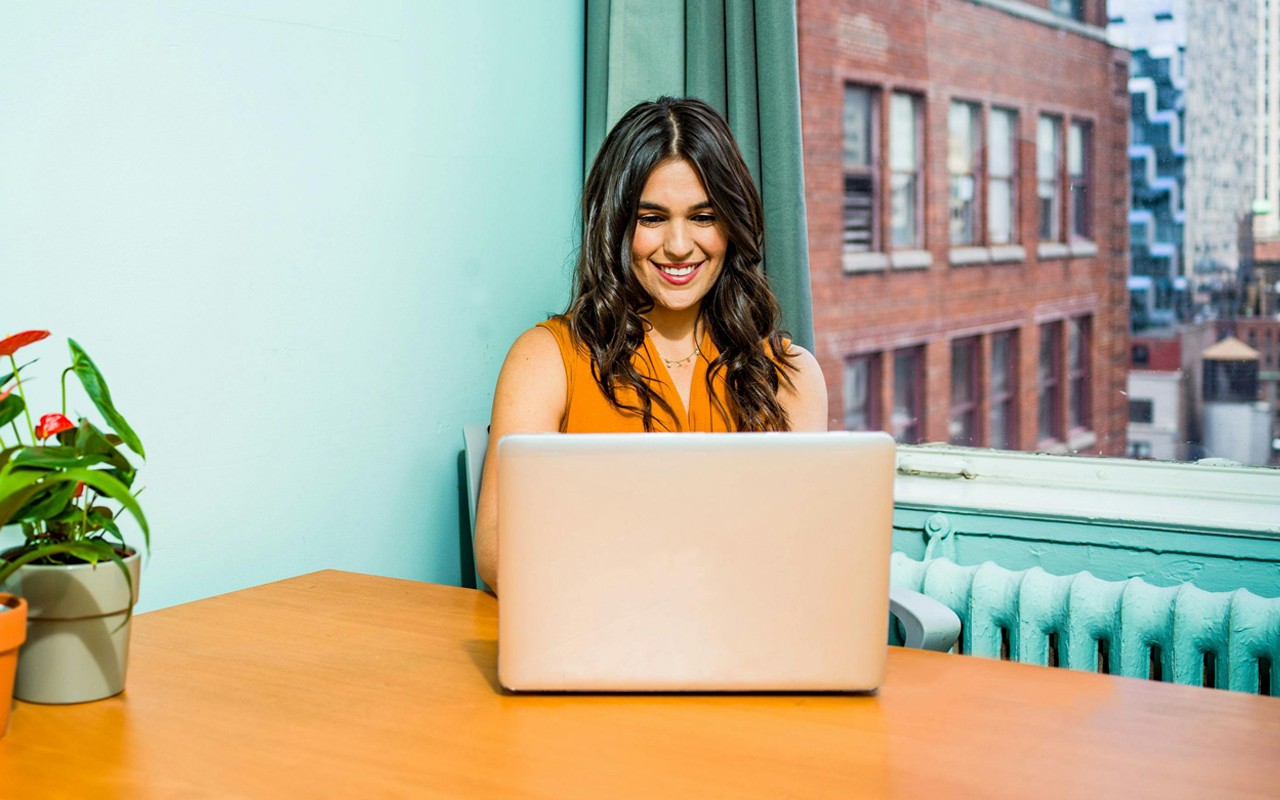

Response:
(890, 250), (932, 270)
(1037, 242), (1071, 260)
(948, 246), (989, 266)
(990, 245), (1026, 264)
(894, 444), (1280, 535)
(842, 251), (889, 273)
(1069, 239), (1098, 258)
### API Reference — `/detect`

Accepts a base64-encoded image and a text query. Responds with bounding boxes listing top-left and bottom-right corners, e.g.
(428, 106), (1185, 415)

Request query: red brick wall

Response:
(798, 0), (1130, 455)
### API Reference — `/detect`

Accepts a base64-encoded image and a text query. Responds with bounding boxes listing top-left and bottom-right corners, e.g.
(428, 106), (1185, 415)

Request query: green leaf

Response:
(10, 446), (107, 470)
(0, 468), (148, 551)
(73, 421), (133, 472)
(13, 480), (77, 523)
(0, 393), (23, 429)
(0, 358), (37, 388)
(68, 340), (145, 459)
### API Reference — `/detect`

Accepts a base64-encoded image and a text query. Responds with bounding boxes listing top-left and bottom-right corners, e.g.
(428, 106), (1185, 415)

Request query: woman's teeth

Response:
(659, 264), (696, 277)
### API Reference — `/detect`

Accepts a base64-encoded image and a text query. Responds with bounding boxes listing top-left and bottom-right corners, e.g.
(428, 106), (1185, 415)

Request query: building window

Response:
(1050, 0), (1084, 21)
(1129, 399), (1154, 424)
(949, 101), (981, 245)
(989, 330), (1018, 450)
(890, 92), (924, 249)
(1068, 121), (1092, 239)
(949, 337), (981, 445)
(1037, 115), (1062, 241)
(1067, 316), (1091, 431)
(892, 346), (924, 444)
(843, 84), (878, 253)
(844, 354), (880, 431)
(1038, 322), (1063, 442)
(988, 108), (1018, 245)
(1128, 439), (1153, 459)
(1131, 343), (1150, 367)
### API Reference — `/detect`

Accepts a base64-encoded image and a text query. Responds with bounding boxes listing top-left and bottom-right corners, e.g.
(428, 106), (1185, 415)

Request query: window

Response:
(988, 108), (1018, 245)
(989, 331), (1018, 449)
(1068, 316), (1091, 431)
(843, 85), (878, 253)
(1050, 0), (1085, 21)
(949, 101), (981, 245)
(950, 337), (981, 445)
(1037, 115), (1062, 241)
(1129, 399), (1155, 424)
(1068, 121), (1092, 239)
(844, 354), (880, 431)
(890, 92), (924, 249)
(1038, 322), (1063, 442)
(1128, 440), (1153, 459)
(892, 347), (924, 444)
(1132, 343), (1150, 367)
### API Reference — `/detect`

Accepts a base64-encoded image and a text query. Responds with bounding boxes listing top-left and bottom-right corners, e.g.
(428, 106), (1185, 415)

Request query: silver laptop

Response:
(496, 432), (895, 692)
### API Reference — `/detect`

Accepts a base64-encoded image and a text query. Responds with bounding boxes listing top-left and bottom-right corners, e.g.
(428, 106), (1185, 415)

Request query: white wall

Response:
(0, 1), (583, 610)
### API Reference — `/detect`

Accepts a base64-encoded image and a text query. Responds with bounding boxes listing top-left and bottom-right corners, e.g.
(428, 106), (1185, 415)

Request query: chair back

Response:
(462, 423), (491, 592)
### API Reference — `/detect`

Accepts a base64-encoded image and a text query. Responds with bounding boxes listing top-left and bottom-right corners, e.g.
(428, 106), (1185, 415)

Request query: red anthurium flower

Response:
(0, 330), (51, 359)
(73, 481), (85, 498)
(34, 412), (75, 440)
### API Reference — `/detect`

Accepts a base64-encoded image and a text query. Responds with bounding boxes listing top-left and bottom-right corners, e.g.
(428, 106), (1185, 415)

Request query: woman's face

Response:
(629, 158), (727, 318)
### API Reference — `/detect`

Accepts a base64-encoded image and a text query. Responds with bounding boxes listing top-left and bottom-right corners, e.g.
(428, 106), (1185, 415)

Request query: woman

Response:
(476, 97), (827, 592)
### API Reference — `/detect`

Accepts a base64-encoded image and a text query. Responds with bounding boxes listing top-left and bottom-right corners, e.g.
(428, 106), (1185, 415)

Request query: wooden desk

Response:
(2, 571), (1277, 798)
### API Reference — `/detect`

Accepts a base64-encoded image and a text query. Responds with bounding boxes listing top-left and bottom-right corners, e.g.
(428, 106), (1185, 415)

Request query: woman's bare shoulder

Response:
(779, 342), (828, 432)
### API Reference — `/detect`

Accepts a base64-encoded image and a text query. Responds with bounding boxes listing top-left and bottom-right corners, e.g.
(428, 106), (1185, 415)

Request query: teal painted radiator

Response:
(891, 553), (1280, 695)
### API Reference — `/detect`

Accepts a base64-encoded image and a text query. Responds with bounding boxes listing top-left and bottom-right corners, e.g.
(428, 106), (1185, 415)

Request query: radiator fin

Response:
(891, 554), (1280, 695)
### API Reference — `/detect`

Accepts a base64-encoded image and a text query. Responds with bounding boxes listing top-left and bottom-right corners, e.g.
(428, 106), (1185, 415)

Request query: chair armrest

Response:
(889, 587), (961, 653)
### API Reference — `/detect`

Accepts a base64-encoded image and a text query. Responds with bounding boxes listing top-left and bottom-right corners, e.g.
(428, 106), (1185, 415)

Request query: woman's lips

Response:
(653, 261), (701, 285)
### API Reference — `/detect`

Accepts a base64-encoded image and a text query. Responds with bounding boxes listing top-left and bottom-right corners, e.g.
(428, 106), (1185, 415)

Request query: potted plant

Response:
(0, 329), (149, 704)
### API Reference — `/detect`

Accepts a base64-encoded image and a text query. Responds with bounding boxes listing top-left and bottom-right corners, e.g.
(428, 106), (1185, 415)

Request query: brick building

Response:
(798, 0), (1130, 455)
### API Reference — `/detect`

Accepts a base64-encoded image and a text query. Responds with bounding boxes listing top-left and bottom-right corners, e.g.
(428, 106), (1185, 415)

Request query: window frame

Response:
(988, 107), (1019, 246)
(1038, 321), (1064, 444)
(843, 352), (881, 432)
(889, 91), (925, 250)
(1068, 120), (1093, 240)
(1067, 316), (1092, 433)
(842, 83), (880, 254)
(948, 100), (982, 246)
(949, 336), (982, 445)
(989, 330), (1019, 450)
(892, 345), (926, 445)
(1037, 114), (1063, 243)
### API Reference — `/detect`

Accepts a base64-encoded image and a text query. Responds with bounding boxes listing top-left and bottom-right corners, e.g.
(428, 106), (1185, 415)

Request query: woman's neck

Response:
(643, 305), (702, 351)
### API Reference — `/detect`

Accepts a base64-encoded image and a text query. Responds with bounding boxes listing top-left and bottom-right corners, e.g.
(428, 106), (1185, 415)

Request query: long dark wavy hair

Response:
(563, 96), (796, 431)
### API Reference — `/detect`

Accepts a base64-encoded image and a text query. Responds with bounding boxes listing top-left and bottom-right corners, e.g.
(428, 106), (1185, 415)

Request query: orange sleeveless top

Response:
(536, 317), (736, 432)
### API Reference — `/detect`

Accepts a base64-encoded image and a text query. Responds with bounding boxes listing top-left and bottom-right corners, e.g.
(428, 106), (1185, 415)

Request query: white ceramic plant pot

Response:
(2, 550), (141, 704)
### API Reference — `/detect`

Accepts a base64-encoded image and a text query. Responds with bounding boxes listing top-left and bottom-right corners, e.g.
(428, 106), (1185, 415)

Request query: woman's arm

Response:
(475, 326), (567, 594)
(778, 344), (829, 432)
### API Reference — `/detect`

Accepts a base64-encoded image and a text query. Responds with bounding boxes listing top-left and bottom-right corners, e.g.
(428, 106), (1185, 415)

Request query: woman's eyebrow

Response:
(637, 200), (714, 212)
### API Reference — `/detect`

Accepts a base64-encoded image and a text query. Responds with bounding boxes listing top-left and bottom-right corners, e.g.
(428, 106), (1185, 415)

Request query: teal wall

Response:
(0, 1), (584, 611)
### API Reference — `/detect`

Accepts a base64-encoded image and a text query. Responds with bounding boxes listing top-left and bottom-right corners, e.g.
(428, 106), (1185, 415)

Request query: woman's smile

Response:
(653, 261), (702, 283)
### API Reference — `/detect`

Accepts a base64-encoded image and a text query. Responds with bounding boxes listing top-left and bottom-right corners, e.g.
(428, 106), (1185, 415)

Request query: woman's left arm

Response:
(779, 345), (829, 432)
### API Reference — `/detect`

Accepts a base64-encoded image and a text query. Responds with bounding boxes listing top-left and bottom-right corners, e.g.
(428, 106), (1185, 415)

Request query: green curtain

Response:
(584, 0), (815, 350)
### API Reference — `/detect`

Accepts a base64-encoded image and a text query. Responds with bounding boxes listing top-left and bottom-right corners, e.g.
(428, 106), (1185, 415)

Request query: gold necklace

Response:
(661, 342), (701, 369)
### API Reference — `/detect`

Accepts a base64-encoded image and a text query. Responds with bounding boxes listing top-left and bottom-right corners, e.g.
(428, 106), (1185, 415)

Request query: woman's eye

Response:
(692, 214), (717, 225)
(637, 215), (664, 226)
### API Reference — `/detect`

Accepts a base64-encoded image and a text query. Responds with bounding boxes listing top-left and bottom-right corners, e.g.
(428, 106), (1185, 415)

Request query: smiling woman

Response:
(473, 97), (828, 592)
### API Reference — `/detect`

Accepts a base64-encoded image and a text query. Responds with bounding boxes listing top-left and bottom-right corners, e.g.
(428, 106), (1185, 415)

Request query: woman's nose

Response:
(664, 221), (694, 259)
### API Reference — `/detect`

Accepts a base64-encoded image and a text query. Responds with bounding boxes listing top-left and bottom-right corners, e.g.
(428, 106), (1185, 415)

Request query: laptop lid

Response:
(497, 432), (895, 692)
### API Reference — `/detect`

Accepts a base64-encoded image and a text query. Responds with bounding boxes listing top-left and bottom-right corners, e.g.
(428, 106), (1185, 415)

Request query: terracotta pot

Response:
(0, 593), (28, 737)
(1, 551), (141, 704)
